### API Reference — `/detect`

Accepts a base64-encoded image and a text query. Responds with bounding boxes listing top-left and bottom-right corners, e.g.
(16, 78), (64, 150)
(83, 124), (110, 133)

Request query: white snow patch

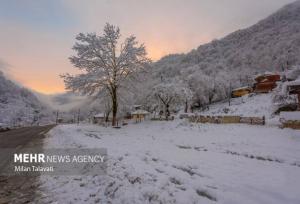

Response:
(200, 93), (275, 119)
(37, 120), (300, 204)
(280, 111), (300, 121)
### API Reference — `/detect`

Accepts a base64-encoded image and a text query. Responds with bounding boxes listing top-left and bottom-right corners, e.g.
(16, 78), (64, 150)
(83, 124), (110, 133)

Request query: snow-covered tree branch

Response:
(150, 81), (192, 120)
(61, 23), (151, 126)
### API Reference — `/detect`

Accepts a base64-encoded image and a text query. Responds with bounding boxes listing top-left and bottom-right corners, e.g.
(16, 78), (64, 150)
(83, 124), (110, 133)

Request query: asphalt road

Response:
(0, 125), (55, 204)
(0, 125), (55, 148)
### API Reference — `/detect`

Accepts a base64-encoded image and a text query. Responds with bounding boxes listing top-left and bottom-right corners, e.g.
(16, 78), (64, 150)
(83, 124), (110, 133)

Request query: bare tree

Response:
(151, 82), (192, 120)
(61, 23), (150, 126)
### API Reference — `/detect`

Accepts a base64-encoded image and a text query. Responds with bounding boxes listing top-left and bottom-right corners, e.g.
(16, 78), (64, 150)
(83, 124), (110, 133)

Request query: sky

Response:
(0, 0), (295, 94)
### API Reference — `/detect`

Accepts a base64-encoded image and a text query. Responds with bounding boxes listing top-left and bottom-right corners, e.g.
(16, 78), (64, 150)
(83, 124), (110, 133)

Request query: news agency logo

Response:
(0, 148), (107, 176)
(14, 153), (105, 163)
(14, 153), (45, 163)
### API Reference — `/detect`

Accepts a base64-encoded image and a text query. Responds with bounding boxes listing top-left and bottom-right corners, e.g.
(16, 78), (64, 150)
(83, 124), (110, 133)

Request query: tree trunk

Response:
(105, 111), (110, 123)
(184, 99), (188, 113)
(112, 89), (118, 126)
(209, 95), (213, 105)
(165, 104), (170, 121)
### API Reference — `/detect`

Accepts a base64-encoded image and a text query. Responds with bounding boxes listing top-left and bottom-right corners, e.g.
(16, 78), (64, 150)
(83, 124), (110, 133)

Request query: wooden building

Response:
(289, 85), (300, 106)
(131, 110), (150, 123)
(285, 80), (300, 108)
(253, 73), (281, 93)
(255, 74), (280, 83)
(93, 113), (106, 124)
(231, 86), (252, 98)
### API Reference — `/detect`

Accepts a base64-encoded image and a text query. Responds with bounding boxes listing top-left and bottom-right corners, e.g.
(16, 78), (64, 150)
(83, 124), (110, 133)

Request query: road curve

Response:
(0, 125), (56, 204)
(0, 125), (55, 148)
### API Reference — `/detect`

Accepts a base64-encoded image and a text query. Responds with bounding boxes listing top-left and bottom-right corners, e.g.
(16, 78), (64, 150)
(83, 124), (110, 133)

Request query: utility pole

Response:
(228, 82), (232, 106)
(77, 109), (80, 125)
(73, 112), (76, 124)
(55, 110), (59, 124)
(37, 113), (40, 126)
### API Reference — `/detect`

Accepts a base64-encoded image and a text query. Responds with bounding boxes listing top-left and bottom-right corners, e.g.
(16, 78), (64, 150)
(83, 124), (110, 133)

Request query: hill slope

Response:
(0, 71), (54, 126)
(201, 93), (274, 118)
(149, 0), (300, 106)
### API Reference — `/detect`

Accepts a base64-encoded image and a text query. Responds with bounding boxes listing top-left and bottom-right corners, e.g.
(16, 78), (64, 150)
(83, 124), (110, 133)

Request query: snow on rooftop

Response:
(232, 86), (251, 91)
(285, 78), (300, 86)
(281, 77), (300, 95)
(286, 66), (300, 81)
(0, 122), (8, 127)
(131, 109), (150, 115)
(280, 111), (300, 121)
(94, 113), (105, 118)
(254, 72), (278, 78)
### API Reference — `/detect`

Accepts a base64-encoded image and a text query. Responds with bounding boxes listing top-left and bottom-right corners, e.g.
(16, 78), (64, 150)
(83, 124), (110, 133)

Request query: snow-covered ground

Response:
(200, 93), (275, 118)
(36, 120), (300, 204)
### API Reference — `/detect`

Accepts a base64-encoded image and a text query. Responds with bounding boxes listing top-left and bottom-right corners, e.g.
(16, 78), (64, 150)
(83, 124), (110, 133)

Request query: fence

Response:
(188, 115), (265, 125)
(282, 121), (300, 129)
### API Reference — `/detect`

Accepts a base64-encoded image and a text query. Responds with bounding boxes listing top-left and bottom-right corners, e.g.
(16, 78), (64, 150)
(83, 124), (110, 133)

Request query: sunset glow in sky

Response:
(0, 0), (295, 94)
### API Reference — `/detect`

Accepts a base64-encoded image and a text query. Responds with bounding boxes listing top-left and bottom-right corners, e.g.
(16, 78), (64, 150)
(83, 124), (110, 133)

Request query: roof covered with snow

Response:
(281, 77), (300, 95)
(285, 66), (300, 81)
(285, 78), (300, 87)
(0, 123), (8, 127)
(280, 111), (300, 121)
(131, 110), (150, 115)
(94, 113), (105, 118)
(232, 86), (251, 91)
(254, 72), (279, 78)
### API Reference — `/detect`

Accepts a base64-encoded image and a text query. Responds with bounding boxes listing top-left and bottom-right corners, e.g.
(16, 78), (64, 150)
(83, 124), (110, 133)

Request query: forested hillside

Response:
(0, 71), (54, 126)
(144, 0), (300, 108)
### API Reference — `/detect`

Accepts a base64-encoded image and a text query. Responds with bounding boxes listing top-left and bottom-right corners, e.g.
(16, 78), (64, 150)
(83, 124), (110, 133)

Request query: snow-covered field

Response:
(200, 93), (275, 118)
(36, 121), (300, 204)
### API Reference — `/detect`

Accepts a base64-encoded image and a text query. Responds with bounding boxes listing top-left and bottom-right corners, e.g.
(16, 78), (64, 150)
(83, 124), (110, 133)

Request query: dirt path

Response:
(0, 125), (55, 204)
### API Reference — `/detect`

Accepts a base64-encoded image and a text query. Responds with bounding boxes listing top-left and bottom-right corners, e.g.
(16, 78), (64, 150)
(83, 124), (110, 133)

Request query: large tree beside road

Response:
(61, 23), (150, 126)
